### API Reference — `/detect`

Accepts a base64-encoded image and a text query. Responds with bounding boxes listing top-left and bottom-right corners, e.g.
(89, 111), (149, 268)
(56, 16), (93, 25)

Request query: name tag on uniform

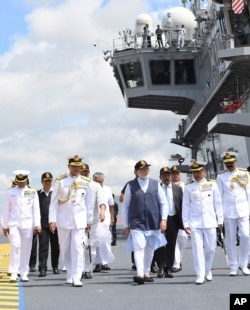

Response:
(24, 190), (35, 197)
(200, 183), (213, 191)
(76, 181), (89, 188)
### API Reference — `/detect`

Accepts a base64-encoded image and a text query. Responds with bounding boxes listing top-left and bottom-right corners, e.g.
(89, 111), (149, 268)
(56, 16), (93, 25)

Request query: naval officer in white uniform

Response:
(2, 170), (41, 282)
(49, 155), (93, 287)
(216, 151), (250, 276)
(182, 161), (223, 284)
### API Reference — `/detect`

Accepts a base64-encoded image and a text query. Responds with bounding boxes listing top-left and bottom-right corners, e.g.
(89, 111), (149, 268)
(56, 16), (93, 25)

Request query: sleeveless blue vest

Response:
(128, 178), (161, 230)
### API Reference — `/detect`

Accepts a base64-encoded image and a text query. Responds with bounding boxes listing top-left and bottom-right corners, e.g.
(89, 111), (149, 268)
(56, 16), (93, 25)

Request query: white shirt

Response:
(3, 185), (40, 229)
(182, 178), (223, 229)
(216, 168), (250, 219)
(162, 183), (176, 216)
(49, 173), (92, 229)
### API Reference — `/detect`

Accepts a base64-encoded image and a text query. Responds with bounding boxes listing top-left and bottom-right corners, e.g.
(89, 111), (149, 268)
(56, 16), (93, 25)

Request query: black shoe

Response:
(29, 267), (36, 272)
(172, 267), (181, 273)
(111, 241), (117, 246)
(131, 264), (137, 271)
(165, 269), (174, 278)
(39, 270), (46, 277)
(144, 276), (154, 283)
(133, 276), (144, 285)
(101, 264), (111, 270)
(157, 267), (165, 278)
(84, 272), (92, 279)
(53, 268), (60, 274)
(93, 264), (101, 272)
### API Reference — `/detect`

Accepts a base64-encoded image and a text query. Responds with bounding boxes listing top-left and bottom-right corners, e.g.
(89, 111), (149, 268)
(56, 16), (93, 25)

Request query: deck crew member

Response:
(2, 170), (41, 282)
(49, 155), (92, 287)
(216, 151), (250, 276)
(182, 161), (223, 284)
(122, 160), (168, 285)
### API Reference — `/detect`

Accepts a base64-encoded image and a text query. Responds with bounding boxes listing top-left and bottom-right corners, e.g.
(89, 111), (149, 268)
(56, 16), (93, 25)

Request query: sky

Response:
(0, 0), (207, 206)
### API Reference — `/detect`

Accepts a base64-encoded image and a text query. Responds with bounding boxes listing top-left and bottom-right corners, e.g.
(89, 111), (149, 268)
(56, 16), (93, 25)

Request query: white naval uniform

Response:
(49, 173), (92, 283)
(173, 180), (188, 269)
(2, 185), (40, 277)
(84, 181), (114, 272)
(216, 168), (250, 271)
(94, 184), (115, 266)
(182, 178), (223, 279)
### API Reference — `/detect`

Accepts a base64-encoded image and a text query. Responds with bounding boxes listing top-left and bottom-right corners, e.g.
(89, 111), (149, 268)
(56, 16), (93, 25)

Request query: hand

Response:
(99, 211), (105, 222)
(86, 224), (91, 231)
(49, 222), (56, 234)
(35, 226), (42, 234)
(218, 224), (223, 229)
(124, 227), (130, 237)
(2, 228), (9, 237)
(160, 220), (167, 233)
(184, 227), (191, 235)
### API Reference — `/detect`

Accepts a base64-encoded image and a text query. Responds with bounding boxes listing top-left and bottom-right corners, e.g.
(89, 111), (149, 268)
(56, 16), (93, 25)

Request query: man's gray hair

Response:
(93, 172), (105, 179)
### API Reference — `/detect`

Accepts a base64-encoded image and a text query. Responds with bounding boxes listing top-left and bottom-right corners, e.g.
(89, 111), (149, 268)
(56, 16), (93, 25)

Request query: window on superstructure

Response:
(120, 61), (144, 88)
(175, 59), (196, 85)
(229, 7), (250, 47)
(149, 60), (170, 85)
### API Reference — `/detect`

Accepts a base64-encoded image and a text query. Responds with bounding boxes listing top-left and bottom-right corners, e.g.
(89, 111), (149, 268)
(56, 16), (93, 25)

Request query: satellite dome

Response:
(162, 7), (197, 41)
(135, 14), (153, 36)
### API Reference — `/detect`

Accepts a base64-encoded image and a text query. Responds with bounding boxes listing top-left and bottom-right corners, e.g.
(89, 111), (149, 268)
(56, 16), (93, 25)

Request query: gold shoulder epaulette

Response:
(56, 173), (67, 180)
(185, 180), (194, 185)
(239, 168), (247, 171)
(218, 169), (227, 174)
(80, 175), (91, 182)
(28, 185), (36, 190)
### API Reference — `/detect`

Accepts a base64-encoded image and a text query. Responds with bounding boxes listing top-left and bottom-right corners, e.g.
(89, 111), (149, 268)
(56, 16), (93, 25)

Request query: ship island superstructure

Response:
(105, 0), (250, 177)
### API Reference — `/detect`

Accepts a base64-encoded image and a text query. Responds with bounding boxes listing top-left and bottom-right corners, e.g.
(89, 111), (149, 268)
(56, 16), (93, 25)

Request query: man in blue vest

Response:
(122, 160), (169, 284)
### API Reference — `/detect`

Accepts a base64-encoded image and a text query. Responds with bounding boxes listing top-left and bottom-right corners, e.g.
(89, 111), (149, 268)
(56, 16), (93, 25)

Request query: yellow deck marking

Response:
(0, 243), (19, 310)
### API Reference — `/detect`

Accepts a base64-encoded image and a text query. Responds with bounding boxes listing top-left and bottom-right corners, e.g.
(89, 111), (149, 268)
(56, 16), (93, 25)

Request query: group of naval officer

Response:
(2, 155), (115, 287)
(2, 151), (250, 286)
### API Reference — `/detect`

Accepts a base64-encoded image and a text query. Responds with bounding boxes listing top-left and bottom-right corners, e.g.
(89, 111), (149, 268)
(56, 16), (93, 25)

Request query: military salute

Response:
(216, 151), (250, 276)
(49, 155), (93, 287)
(2, 170), (41, 282)
(182, 161), (223, 284)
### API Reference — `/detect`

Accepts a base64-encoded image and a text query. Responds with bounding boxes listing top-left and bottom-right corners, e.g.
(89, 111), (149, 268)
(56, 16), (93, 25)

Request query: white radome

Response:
(162, 7), (197, 41)
(135, 13), (153, 37)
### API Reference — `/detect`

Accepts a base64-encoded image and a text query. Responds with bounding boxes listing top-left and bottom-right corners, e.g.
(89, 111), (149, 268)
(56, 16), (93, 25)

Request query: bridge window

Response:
(150, 60), (170, 85)
(229, 7), (250, 47)
(120, 61), (144, 88)
(175, 59), (196, 84)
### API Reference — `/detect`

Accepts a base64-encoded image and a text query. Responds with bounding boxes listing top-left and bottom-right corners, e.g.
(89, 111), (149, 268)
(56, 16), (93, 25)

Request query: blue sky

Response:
(0, 0), (30, 53)
(0, 0), (201, 207)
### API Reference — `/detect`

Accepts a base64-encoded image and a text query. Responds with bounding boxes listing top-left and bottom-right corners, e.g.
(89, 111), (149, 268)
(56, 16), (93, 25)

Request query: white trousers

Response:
(8, 226), (33, 276)
(57, 228), (84, 282)
(190, 227), (216, 278)
(173, 229), (188, 268)
(224, 217), (249, 270)
(131, 230), (155, 277)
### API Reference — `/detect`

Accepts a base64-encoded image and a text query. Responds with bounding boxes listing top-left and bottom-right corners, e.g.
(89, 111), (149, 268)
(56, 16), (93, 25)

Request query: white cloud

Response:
(0, 0), (190, 208)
